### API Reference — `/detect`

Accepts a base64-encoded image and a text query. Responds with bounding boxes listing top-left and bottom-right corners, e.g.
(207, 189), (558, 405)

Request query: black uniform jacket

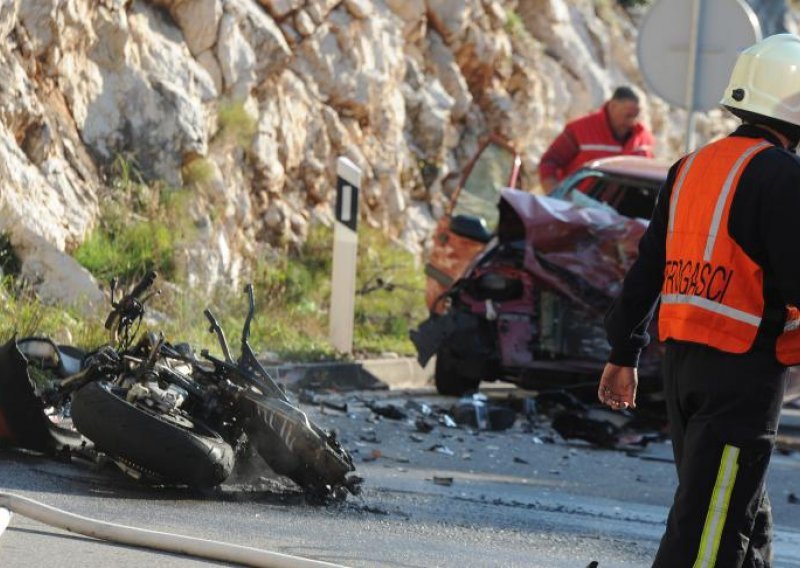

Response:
(605, 124), (800, 367)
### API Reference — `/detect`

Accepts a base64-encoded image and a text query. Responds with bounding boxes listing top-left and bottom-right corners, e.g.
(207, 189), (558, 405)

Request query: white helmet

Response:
(721, 34), (800, 127)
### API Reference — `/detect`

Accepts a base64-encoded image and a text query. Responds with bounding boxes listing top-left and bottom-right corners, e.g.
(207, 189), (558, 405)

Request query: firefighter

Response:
(599, 34), (800, 567)
(537, 85), (655, 193)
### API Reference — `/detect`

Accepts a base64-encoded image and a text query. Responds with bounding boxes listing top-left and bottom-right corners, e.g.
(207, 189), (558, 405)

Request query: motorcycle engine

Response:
(127, 381), (188, 413)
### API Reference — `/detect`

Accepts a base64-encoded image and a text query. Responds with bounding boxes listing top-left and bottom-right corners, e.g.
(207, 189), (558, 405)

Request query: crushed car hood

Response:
(498, 188), (648, 311)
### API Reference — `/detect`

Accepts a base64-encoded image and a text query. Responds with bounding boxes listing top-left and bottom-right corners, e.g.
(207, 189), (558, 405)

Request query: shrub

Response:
(0, 233), (21, 277)
(76, 160), (194, 286)
(217, 100), (257, 147)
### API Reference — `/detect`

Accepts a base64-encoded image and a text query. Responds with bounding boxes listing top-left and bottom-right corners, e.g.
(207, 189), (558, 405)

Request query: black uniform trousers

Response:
(652, 341), (787, 568)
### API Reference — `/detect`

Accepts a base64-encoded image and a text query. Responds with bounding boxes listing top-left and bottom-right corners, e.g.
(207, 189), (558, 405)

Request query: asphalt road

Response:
(2, 388), (800, 568)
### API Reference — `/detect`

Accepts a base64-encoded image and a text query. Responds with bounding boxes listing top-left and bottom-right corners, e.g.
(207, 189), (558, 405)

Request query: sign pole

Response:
(636, 0), (761, 144)
(329, 157), (361, 354)
(683, 0), (702, 153)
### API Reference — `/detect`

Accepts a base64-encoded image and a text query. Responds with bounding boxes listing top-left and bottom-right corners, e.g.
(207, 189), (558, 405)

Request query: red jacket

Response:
(538, 104), (655, 183)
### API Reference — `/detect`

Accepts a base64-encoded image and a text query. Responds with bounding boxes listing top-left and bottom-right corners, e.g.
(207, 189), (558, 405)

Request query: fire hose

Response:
(0, 492), (348, 568)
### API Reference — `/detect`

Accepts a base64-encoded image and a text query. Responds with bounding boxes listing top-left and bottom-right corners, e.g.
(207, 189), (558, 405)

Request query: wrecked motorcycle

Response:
(0, 272), (359, 497)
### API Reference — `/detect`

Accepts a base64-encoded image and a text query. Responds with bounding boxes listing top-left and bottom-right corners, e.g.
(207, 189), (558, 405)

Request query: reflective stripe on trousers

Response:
(693, 445), (740, 568)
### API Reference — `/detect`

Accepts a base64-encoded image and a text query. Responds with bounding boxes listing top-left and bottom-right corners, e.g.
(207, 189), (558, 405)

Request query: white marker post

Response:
(329, 157), (361, 354)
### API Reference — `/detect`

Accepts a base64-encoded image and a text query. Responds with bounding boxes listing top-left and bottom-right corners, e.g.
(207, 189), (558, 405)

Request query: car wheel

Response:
(434, 347), (480, 396)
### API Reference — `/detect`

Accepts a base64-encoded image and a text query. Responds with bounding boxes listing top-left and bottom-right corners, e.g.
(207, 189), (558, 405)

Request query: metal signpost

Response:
(637, 0), (762, 152)
(329, 157), (361, 354)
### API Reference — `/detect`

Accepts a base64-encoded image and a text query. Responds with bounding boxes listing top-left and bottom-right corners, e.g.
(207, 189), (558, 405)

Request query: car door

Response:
(425, 136), (521, 311)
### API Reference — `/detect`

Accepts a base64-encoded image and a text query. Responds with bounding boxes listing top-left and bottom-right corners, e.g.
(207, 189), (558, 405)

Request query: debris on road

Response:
(428, 444), (455, 456)
(432, 476), (454, 486)
(366, 402), (407, 420)
(414, 417), (435, 433)
(451, 393), (517, 431)
(552, 411), (624, 448)
(298, 389), (349, 413)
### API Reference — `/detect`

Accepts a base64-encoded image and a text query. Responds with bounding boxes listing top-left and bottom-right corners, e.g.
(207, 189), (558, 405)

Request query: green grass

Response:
(353, 228), (427, 356)
(182, 157), (215, 186)
(0, 278), (108, 349)
(38, 220), (426, 361)
(75, 222), (175, 285)
(75, 156), (194, 286)
(505, 10), (524, 37)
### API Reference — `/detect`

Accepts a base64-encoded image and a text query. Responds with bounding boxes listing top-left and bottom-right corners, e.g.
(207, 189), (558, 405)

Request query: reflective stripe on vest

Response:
(659, 137), (771, 354)
(704, 141), (772, 261)
(578, 144), (623, 152)
(668, 151), (699, 234)
(661, 294), (762, 327)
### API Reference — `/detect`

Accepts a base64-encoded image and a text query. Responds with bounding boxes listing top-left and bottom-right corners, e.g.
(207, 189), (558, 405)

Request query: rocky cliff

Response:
(0, 0), (795, 307)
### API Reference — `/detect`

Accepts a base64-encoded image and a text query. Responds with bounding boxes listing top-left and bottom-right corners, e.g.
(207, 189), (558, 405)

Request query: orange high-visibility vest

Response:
(659, 136), (800, 365)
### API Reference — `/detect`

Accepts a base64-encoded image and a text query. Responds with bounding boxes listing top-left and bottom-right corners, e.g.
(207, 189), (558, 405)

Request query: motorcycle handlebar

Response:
(127, 271), (157, 303)
(104, 271), (158, 332)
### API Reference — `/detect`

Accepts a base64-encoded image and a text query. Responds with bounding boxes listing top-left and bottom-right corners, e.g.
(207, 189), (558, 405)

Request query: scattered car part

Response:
(450, 393), (517, 431)
(551, 411), (621, 448)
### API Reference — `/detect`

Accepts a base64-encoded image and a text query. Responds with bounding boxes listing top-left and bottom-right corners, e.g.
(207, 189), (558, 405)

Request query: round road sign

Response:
(637, 0), (762, 112)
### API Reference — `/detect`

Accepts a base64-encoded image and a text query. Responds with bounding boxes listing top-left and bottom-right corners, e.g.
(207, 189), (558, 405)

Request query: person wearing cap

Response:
(537, 86), (655, 193)
(598, 34), (800, 566)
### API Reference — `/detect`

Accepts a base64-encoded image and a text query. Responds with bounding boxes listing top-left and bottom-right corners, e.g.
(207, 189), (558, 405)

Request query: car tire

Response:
(71, 380), (234, 488)
(434, 347), (480, 396)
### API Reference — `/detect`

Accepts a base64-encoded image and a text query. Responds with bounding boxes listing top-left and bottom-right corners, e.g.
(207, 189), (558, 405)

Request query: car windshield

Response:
(451, 142), (516, 231)
(552, 169), (661, 220)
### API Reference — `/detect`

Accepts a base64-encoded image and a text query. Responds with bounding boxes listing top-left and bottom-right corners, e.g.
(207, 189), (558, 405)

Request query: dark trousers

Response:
(653, 342), (787, 568)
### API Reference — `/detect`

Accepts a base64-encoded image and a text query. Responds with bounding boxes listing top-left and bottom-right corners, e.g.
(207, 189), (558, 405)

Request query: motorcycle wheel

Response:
(434, 347), (480, 396)
(71, 381), (234, 488)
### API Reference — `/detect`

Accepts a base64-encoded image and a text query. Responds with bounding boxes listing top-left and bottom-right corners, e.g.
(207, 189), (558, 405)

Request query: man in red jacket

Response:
(537, 86), (655, 192)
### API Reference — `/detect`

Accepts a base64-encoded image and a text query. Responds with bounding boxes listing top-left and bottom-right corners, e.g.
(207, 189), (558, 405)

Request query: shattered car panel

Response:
(425, 136), (522, 311)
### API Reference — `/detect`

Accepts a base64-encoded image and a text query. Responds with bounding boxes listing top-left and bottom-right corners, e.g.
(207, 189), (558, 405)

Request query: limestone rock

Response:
(0, 0), (18, 38)
(344, 0), (371, 19)
(14, 229), (104, 313)
(169, 0), (222, 56)
(257, 0), (302, 20)
(223, 0), (291, 81)
(217, 12), (257, 97)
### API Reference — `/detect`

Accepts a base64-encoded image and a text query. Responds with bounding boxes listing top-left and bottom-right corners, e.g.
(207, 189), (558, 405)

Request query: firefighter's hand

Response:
(598, 363), (638, 410)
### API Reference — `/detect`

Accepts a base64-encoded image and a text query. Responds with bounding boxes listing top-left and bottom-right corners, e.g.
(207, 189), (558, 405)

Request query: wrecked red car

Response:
(412, 137), (670, 397)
